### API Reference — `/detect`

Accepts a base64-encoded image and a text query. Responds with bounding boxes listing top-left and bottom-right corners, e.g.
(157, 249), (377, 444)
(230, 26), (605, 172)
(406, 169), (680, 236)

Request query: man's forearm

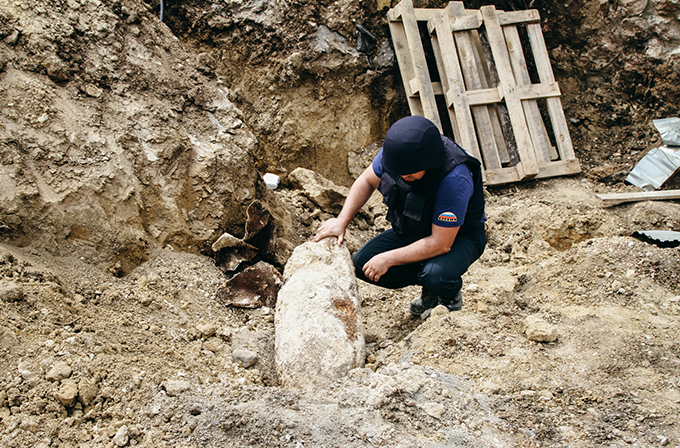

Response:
(336, 169), (379, 225)
(383, 225), (459, 266)
(384, 236), (449, 266)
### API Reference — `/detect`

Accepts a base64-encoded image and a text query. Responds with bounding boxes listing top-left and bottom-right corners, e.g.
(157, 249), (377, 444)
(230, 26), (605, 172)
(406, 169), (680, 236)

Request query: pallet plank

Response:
(466, 11), (511, 165)
(515, 82), (561, 99)
(526, 22), (579, 168)
(387, 6), (425, 118)
(446, 2), (503, 170)
(398, 0), (442, 130)
(480, 5), (539, 178)
(502, 22), (555, 163)
(596, 190), (680, 206)
(428, 10), (485, 181)
(497, 10), (540, 25)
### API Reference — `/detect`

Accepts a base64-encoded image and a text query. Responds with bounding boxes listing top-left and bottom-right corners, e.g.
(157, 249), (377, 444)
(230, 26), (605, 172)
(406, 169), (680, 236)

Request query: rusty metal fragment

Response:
(217, 261), (283, 308)
(244, 200), (277, 261)
(212, 232), (258, 272)
(244, 200), (271, 240)
(212, 232), (256, 252)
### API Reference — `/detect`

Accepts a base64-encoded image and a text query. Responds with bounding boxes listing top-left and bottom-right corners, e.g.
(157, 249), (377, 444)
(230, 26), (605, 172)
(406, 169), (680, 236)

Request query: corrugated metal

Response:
(626, 118), (680, 190)
(626, 146), (680, 190)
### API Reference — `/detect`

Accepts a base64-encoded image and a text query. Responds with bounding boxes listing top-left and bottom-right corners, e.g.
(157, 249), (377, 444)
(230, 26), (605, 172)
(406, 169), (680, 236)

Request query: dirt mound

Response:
(0, 0), (289, 275)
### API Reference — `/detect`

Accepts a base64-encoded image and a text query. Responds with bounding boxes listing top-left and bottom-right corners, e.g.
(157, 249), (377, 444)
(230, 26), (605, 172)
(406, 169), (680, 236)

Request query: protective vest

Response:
(377, 137), (484, 244)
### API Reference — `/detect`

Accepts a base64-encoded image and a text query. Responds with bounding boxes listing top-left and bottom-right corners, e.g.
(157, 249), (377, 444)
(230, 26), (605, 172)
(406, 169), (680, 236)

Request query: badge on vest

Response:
(438, 212), (457, 223)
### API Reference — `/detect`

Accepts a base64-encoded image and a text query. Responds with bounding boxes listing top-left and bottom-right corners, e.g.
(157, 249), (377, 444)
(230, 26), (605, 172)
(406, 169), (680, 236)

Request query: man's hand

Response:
(314, 218), (347, 246)
(313, 166), (380, 247)
(362, 252), (392, 282)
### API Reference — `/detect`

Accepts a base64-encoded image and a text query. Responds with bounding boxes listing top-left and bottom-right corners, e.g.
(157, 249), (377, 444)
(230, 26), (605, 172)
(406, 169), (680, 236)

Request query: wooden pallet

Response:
(387, 0), (580, 185)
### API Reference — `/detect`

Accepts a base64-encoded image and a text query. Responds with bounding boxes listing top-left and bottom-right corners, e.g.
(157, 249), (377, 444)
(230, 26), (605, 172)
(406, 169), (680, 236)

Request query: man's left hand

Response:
(362, 253), (392, 282)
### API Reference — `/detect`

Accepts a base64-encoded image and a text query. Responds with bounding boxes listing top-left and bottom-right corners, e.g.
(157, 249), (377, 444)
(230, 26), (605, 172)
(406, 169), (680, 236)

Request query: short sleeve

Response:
(372, 149), (384, 178)
(431, 164), (474, 228)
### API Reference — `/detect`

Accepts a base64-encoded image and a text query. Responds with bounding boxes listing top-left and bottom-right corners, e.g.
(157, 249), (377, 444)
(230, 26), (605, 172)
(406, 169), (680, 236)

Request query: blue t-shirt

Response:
(372, 149), (485, 228)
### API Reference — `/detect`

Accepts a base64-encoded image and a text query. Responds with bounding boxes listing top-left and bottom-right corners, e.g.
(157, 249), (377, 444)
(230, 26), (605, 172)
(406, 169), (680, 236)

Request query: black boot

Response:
(439, 289), (463, 311)
(408, 290), (439, 318)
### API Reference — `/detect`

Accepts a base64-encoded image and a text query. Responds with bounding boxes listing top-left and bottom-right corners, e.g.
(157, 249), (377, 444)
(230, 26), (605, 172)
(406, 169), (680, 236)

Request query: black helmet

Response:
(382, 116), (445, 175)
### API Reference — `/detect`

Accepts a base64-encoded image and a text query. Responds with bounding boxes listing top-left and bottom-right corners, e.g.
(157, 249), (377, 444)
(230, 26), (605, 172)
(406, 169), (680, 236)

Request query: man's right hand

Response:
(312, 165), (380, 247)
(313, 218), (347, 246)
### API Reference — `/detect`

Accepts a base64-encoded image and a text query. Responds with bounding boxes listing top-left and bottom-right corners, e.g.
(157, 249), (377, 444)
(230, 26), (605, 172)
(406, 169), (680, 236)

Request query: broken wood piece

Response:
(596, 190), (680, 206)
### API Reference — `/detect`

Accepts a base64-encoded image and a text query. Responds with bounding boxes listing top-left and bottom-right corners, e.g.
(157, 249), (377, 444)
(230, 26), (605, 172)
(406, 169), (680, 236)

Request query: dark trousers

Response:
(352, 226), (487, 299)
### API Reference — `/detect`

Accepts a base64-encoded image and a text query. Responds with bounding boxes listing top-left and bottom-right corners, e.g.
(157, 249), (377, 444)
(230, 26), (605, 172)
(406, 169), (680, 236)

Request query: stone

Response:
(113, 425), (129, 447)
(231, 327), (278, 385)
(421, 402), (446, 419)
(232, 347), (259, 368)
(164, 380), (191, 396)
(196, 322), (217, 338)
(46, 361), (72, 382)
(84, 84), (103, 98)
(523, 315), (558, 342)
(54, 379), (79, 407)
(275, 239), (365, 389)
(212, 232), (257, 252)
(288, 167), (350, 214)
(0, 281), (23, 302)
(0, 326), (18, 349)
(202, 337), (223, 353)
(78, 378), (99, 406)
(42, 54), (71, 82)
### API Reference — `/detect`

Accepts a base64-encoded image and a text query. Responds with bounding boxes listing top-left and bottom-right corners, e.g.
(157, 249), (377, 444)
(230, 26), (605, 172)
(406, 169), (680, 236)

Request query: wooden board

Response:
(596, 190), (680, 206)
(387, 0), (442, 131)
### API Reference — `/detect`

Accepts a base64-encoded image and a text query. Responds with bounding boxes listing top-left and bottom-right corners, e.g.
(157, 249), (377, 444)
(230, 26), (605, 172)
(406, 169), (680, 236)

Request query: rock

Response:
(0, 281), (23, 302)
(46, 361), (72, 382)
(232, 347), (259, 368)
(0, 326), (19, 349)
(54, 379), (79, 407)
(84, 84), (103, 98)
(202, 337), (223, 353)
(17, 360), (37, 381)
(212, 232), (257, 252)
(275, 239), (365, 389)
(666, 389), (680, 403)
(421, 402), (446, 419)
(78, 378), (99, 406)
(164, 380), (191, 396)
(113, 425), (129, 447)
(231, 327), (278, 385)
(523, 315), (558, 342)
(288, 167), (350, 214)
(196, 322), (217, 338)
(41, 54), (71, 82)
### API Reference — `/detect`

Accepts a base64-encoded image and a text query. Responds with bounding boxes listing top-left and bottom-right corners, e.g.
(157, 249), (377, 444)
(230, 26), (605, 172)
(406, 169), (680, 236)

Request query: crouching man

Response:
(314, 115), (486, 317)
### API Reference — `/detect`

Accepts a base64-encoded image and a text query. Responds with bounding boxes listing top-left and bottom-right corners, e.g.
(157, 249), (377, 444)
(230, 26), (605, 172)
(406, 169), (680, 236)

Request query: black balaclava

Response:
(382, 116), (446, 176)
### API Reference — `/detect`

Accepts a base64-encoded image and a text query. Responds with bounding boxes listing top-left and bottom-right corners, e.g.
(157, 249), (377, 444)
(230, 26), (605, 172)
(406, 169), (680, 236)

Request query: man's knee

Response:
(418, 262), (463, 297)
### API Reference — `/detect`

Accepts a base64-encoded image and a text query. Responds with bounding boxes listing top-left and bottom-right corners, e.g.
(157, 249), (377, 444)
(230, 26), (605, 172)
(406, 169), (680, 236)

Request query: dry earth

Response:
(1, 0), (680, 447)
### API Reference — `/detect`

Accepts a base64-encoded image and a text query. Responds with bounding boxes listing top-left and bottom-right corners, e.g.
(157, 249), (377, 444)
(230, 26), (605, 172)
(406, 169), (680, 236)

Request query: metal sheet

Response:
(653, 117), (680, 147)
(625, 145), (680, 191)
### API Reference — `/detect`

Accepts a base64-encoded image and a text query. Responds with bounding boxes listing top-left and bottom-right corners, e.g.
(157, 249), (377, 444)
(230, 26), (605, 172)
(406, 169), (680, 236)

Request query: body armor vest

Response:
(377, 137), (484, 244)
